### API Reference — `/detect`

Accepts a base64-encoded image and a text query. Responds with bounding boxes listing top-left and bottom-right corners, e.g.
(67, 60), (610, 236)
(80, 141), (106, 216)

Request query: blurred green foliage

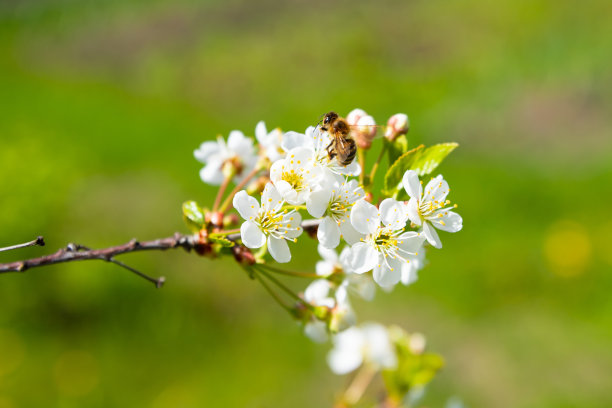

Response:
(1, 0), (611, 407)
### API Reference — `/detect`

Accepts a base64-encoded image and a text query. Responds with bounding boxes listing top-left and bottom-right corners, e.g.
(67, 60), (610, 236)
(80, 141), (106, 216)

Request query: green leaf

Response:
(409, 142), (458, 177)
(383, 143), (458, 199)
(182, 200), (205, 232)
(382, 144), (425, 197)
(210, 236), (234, 247)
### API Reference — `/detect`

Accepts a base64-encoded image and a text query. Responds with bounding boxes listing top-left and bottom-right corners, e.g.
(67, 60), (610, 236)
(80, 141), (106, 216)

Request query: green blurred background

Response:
(1, 0), (611, 406)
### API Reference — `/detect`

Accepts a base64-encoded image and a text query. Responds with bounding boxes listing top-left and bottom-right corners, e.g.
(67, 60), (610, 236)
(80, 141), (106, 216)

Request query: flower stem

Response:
(252, 268), (293, 313)
(340, 364), (377, 407)
(218, 168), (260, 213)
(358, 149), (367, 186)
(256, 267), (315, 311)
(259, 264), (320, 279)
(368, 142), (388, 187)
(212, 175), (232, 213)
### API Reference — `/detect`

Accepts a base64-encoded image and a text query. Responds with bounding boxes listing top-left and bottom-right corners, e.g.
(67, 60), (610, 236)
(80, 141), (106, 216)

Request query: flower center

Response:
(258, 210), (284, 234)
(281, 171), (305, 191)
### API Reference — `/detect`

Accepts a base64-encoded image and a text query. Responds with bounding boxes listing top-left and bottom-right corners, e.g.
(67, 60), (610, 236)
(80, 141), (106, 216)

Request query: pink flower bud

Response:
(385, 113), (409, 141)
(354, 115), (377, 150)
(346, 108), (367, 126)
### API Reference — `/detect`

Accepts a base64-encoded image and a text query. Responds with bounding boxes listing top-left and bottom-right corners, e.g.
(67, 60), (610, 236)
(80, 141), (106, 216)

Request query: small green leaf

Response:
(182, 201), (205, 232)
(210, 236), (234, 247)
(383, 144), (425, 197)
(409, 142), (458, 177)
(383, 143), (458, 199)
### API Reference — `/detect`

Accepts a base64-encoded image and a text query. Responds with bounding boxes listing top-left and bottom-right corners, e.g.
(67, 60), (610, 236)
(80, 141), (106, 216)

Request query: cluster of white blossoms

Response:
(193, 109), (462, 382)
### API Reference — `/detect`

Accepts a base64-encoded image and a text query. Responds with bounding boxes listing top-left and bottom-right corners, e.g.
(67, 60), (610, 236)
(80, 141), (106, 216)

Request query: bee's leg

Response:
(326, 141), (336, 160)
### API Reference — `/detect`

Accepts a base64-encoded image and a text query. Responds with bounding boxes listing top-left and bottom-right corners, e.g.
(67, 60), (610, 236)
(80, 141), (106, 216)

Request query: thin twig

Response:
(0, 236), (45, 253)
(259, 263), (320, 279)
(0, 233), (197, 287)
(218, 167), (260, 213)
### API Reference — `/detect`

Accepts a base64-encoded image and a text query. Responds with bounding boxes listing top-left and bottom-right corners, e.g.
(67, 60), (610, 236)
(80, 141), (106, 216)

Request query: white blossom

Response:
(303, 278), (355, 343)
(402, 170), (463, 248)
(194, 131), (257, 185)
(232, 184), (302, 263)
(316, 245), (375, 301)
(327, 323), (397, 375)
(255, 121), (285, 162)
(306, 179), (365, 249)
(349, 198), (425, 287)
(269, 147), (322, 205)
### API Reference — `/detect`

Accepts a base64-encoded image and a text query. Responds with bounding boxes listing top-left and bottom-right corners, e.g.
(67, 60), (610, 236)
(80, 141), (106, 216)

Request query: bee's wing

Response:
(348, 124), (387, 140)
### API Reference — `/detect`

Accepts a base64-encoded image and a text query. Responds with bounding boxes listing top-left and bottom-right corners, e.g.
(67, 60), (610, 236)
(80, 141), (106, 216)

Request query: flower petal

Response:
(402, 170), (422, 199)
(316, 260), (335, 277)
(255, 121), (267, 144)
(304, 279), (333, 303)
(350, 242), (379, 273)
(339, 220), (364, 246)
(379, 198), (408, 230)
(350, 199), (380, 235)
(194, 141), (220, 163)
(422, 222), (442, 248)
(406, 197), (422, 226)
(318, 217), (341, 249)
(232, 190), (259, 221)
(306, 188), (332, 218)
(261, 183), (283, 212)
(318, 244), (339, 263)
(199, 159), (224, 185)
(430, 210), (463, 233)
(373, 258), (402, 287)
(240, 221), (266, 249)
(268, 236), (291, 263)
(423, 175), (449, 203)
(304, 321), (329, 343)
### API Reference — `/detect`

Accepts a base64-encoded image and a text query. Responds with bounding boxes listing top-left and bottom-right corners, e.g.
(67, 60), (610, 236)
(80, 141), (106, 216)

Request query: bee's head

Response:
(323, 111), (338, 126)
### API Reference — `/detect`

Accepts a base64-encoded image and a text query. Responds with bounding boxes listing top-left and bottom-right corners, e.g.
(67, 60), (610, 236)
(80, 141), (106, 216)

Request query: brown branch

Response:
(0, 233), (198, 288)
(0, 219), (321, 288)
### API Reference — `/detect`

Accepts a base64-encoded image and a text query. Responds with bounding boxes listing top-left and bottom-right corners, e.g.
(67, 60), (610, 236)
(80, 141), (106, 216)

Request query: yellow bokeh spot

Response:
(543, 220), (591, 278)
(53, 350), (99, 397)
(0, 329), (25, 377)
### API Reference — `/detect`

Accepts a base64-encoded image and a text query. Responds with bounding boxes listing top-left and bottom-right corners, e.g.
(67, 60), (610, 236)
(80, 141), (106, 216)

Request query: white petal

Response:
(268, 236), (291, 263)
(373, 258), (402, 287)
(350, 199), (380, 235)
(423, 175), (449, 203)
(232, 191), (259, 220)
(350, 242), (379, 273)
(379, 198), (408, 229)
(199, 159), (224, 185)
(194, 141), (220, 163)
(402, 170), (422, 199)
(304, 279), (333, 303)
(327, 329), (364, 374)
(281, 131), (307, 151)
(318, 244), (339, 263)
(430, 210), (463, 233)
(401, 262), (418, 286)
(318, 217), (341, 249)
(363, 324), (397, 369)
(339, 220), (364, 246)
(255, 121), (267, 144)
(304, 321), (328, 343)
(261, 183), (283, 212)
(306, 188), (332, 218)
(316, 260), (335, 277)
(240, 221), (266, 249)
(227, 130), (247, 151)
(406, 198), (422, 226)
(423, 222), (442, 248)
(397, 231), (425, 255)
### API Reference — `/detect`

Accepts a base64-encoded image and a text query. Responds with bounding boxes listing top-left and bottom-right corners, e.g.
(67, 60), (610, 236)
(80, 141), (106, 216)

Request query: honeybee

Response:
(319, 111), (357, 166)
